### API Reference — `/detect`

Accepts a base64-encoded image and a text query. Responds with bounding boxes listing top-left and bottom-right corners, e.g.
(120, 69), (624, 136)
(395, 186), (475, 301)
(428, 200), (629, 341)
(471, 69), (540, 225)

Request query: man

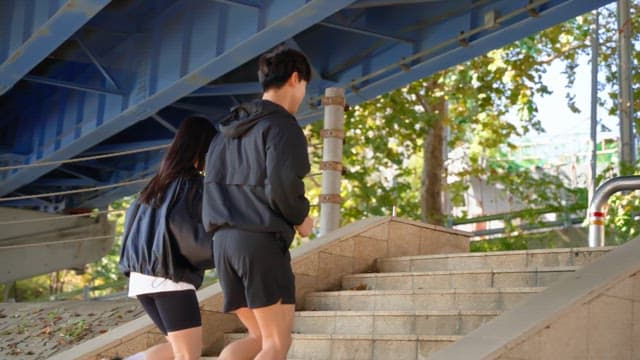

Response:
(203, 47), (314, 360)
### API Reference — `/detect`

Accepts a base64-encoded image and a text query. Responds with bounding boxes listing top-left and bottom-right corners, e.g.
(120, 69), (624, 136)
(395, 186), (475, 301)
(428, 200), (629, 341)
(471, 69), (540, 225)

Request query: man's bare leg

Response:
(217, 307), (262, 360)
(253, 301), (294, 360)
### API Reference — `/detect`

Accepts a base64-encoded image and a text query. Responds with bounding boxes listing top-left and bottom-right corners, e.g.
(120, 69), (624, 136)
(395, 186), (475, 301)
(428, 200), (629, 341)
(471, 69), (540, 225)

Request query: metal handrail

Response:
(588, 175), (640, 247)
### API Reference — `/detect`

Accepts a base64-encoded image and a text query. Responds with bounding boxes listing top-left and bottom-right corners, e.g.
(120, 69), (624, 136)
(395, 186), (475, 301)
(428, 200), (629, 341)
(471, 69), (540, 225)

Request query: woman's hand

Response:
(295, 216), (314, 237)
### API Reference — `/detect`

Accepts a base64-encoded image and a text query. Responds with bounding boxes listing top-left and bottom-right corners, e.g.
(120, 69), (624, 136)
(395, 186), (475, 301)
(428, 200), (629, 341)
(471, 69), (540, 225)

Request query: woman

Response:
(119, 116), (216, 360)
(202, 47), (314, 360)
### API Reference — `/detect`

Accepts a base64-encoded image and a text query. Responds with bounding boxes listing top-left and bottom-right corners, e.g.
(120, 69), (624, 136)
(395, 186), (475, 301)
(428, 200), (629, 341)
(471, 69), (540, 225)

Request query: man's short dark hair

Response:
(258, 47), (312, 91)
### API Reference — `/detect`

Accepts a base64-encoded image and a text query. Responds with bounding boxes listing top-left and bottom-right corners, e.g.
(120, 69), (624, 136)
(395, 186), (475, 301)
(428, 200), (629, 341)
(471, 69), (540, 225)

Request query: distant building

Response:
(448, 131), (619, 235)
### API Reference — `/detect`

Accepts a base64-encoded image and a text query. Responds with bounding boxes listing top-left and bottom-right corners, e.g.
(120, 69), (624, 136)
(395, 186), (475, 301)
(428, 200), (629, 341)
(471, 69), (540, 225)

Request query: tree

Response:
(307, 14), (597, 227)
(82, 197), (132, 297)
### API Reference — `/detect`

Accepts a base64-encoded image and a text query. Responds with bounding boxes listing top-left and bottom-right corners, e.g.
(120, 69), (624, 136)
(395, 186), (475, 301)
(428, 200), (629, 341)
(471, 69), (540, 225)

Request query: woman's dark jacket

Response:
(119, 175), (214, 288)
(202, 99), (310, 249)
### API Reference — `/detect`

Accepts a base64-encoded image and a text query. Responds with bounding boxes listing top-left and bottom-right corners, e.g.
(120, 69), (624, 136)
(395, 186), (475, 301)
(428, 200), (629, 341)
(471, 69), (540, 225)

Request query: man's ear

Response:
(288, 71), (300, 87)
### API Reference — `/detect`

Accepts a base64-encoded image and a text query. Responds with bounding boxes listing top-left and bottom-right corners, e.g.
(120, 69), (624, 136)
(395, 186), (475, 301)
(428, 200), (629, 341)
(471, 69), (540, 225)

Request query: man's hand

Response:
(295, 216), (314, 237)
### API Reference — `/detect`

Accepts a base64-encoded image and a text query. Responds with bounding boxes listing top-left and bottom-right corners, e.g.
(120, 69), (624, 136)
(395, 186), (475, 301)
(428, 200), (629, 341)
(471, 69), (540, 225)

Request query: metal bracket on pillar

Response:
(322, 95), (346, 107)
(458, 31), (470, 47)
(320, 161), (343, 172)
(320, 129), (345, 139)
(527, 0), (540, 17)
(319, 194), (343, 204)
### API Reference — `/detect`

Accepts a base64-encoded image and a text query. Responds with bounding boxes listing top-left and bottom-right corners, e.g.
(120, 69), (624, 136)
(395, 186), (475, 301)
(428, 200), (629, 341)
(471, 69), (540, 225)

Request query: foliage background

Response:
(4, 2), (640, 301)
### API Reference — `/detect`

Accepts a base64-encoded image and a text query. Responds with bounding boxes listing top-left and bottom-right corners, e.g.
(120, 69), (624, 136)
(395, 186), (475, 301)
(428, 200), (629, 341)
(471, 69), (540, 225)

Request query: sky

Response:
(521, 55), (618, 141)
(509, 54), (621, 167)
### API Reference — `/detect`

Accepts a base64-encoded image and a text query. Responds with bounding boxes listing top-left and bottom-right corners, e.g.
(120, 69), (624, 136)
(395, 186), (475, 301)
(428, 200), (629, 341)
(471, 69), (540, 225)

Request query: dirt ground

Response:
(0, 299), (144, 359)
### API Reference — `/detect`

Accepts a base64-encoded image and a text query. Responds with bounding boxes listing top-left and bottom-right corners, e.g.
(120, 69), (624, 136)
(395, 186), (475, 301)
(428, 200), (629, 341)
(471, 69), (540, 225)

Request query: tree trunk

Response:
(49, 271), (65, 295)
(421, 98), (446, 225)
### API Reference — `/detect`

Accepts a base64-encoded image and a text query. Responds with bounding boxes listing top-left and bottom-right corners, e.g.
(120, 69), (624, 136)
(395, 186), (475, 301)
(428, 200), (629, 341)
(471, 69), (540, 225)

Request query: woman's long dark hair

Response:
(140, 115), (216, 205)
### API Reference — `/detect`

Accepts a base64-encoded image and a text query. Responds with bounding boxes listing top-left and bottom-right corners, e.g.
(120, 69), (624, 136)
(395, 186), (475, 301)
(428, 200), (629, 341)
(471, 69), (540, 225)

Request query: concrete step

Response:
(342, 266), (578, 291)
(377, 247), (613, 273)
(293, 310), (499, 335)
(304, 287), (544, 312)
(224, 333), (461, 360)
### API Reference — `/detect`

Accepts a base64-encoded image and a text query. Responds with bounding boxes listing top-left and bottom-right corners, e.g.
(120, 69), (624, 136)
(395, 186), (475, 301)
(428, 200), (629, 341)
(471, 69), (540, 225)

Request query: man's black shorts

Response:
(213, 228), (295, 313)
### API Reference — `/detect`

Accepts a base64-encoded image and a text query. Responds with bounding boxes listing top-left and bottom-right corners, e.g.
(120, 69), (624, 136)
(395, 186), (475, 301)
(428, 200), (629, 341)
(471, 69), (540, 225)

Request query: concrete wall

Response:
(49, 216), (469, 359)
(429, 237), (640, 360)
(1, 209), (115, 283)
(498, 269), (640, 360)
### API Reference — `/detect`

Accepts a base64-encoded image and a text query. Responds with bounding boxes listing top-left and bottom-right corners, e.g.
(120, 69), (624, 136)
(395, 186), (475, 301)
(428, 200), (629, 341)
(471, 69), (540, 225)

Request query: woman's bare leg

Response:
(166, 326), (202, 360)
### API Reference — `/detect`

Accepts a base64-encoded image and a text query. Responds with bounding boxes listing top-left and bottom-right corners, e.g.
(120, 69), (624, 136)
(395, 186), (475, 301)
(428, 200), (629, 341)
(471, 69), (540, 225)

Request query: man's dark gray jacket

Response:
(202, 99), (310, 248)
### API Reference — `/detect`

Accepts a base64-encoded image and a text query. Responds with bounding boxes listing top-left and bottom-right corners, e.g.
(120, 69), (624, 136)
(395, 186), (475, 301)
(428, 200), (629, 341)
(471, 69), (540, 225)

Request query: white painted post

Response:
(618, 0), (635, 169)
(319, 87), (345, 236)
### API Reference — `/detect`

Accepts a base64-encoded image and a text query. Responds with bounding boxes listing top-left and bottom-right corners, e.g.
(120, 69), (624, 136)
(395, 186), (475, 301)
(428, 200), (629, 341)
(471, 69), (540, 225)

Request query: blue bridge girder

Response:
(0, 0), (112, 96)
(0, 0), (615, 211)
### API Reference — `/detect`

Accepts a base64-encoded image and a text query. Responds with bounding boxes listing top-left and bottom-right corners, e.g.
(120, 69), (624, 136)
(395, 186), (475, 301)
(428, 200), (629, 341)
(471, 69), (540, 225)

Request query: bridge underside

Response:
(0, 0), (614, 209)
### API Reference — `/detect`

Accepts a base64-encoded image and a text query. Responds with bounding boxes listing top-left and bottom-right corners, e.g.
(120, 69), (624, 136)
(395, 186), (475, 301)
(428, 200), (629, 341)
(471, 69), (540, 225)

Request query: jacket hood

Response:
(218, 99), (283, 138)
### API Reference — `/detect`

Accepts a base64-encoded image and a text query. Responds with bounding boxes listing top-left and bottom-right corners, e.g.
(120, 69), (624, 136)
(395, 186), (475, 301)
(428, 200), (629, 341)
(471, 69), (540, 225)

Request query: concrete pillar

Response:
(589, 9), (599, 204)
(618, 0), (635, 171)
(319, 87), (345, 236)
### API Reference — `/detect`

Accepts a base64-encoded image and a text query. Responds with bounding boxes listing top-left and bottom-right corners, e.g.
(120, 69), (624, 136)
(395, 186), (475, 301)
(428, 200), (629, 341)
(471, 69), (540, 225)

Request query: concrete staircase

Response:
(222, 247), (611, 359)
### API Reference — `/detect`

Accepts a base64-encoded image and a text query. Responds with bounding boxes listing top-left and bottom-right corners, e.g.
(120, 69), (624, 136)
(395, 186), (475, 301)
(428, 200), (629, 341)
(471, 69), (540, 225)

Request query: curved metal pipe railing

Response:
(588, 175), (640, 247)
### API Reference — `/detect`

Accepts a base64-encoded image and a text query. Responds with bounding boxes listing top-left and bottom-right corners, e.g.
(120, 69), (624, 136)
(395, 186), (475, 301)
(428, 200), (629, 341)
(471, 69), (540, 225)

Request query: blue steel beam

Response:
(74, 160), (162, 208)
(23, 75), (123, 96)
(318, 21), (414, 44)
(33, 178), (102, 187)
(338, 0), (616, 106)
(27, 153), (160, 208)
(0, 0), (358, 197)
(0, 0), (111, 95)
(170, 102), (227, 115)
(82, 140), (171, 156)
(78, 182), (147, 209)
(74, 37), (120, 90)
(0, 198), (55, 208)
(152, 114), (178, 134)
(296, 0), (615, 124)
(186, 82), (262, 97)
(349, 0), (445, 8)
(56, 167), (104, 186)
(208, 0), (263, 10)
